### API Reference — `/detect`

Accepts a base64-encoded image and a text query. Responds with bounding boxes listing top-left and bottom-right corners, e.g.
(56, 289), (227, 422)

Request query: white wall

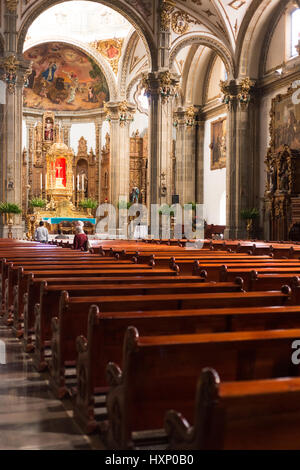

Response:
(203, 113), (227, 225)
(130, 109), (148, 136)
(70, 122), (95, 154)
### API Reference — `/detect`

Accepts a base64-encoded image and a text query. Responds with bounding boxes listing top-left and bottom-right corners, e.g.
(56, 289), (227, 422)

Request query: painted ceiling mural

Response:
(23, 42), (110, 111)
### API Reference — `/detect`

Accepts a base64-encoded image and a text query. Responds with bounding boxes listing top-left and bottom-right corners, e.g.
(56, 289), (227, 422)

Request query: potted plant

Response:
(240, 208), (259, 239)
(0, 202), (22, 238)
(29, 198), (47, 212)
(117, 201), (132, 210)
(79, 198), (98, 216)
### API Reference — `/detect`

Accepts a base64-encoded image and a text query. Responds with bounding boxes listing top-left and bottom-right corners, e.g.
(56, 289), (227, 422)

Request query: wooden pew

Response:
(75, 302), (300, 433)
(5, 261), (175, 325)
(221, 266), (300, 290)
(23, 274), (204, 351)
(33, 278), (244, 377)
(48, 287), (292, 397)
(165, 369), (300, 450)
(104, 327), (300, 449)
(249, 272), (300, 291)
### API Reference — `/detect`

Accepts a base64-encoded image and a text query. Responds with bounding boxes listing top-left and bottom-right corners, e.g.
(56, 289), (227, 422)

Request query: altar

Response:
(26, 136), (97, 238)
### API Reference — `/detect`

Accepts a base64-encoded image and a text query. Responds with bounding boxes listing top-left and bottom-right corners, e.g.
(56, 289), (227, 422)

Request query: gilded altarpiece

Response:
(265, 87), (300, 240)
(129, 131), (148, 204)
(99, 131), (148, 204)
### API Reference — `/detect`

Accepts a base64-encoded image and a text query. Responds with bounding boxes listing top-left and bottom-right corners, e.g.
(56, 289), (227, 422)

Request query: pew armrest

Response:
(106, 362), (123, 387)
(165, 409), (191, 447)
(76, 335), (88, 354)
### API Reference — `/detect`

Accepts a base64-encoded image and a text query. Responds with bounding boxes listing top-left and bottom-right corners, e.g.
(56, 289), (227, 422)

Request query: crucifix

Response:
(56, 163), (63, 178)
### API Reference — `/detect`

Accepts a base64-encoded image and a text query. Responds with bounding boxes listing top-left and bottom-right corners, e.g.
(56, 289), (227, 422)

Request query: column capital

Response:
(142, 71), (180, 104)
(173, 105), (201, 128)
(104, 100), (136, 127)
(219, 77), (256, 109)
(0, 54), (32, 94)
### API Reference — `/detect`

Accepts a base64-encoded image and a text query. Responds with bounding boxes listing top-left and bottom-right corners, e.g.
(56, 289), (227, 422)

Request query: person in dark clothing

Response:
(73, 226), (88, 250)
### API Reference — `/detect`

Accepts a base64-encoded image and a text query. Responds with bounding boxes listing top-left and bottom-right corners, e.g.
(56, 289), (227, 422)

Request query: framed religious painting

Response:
(270, 87), (300, 154)
(210, 117), (226, 171)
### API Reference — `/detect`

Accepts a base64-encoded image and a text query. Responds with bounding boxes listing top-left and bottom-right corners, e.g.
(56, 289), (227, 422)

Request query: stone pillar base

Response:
(0, 224), (24, 239)
(224, 226), (247, 240)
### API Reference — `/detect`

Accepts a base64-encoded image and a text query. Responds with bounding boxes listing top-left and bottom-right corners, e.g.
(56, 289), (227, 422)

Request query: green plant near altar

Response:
(0, 202), (22, 238)
(240, 208), (259, 239)
(159, 204), (175, 216)
(79, 198), (98, 210)
(29, 198), (47, 208)
(117, 201), (133, 210)
(0, 202), (22, 214)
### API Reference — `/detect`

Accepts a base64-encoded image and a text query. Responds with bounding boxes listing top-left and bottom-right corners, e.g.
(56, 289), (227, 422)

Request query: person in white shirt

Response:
(34, 221), (49, 243)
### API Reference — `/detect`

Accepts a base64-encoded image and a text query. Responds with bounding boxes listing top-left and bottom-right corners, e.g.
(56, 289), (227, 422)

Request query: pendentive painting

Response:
(210, 117), (226, 171)
(23, 42), (110, 111)
(272, 90), (300, 153)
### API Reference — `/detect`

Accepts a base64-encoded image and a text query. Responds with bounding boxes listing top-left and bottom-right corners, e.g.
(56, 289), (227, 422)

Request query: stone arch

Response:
(118, 29), (149, 100)
(170, 33), (235, 80)
(237, 0), (290, 78)
(23, 37), (118, 101)
(17, 0), (157, 71)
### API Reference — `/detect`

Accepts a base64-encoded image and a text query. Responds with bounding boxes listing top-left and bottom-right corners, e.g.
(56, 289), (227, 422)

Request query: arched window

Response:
(291, 9), (300, 57)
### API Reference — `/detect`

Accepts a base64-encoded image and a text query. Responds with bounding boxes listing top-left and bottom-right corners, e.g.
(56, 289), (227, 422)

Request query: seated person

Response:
(73, 225), (88, 250)
(34, 221), (49, 243)
(55, 229), (68, 240)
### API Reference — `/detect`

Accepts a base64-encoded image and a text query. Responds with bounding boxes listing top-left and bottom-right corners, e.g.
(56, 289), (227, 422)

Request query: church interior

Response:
(1, 0), (300, 452)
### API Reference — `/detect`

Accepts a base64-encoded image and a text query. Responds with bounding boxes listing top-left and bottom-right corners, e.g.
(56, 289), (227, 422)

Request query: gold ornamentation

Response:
(118, 100), (133, 127)
(238, 77), (255, 107)
(5, 0), (18, 12)
(171, 11), (190, 35)
(89, 38), (124, 75)
(185, 106), (196, 127)
(160, 0), (175, 31)
(219, 80), (234, 108)
(1, 55), (19, 94)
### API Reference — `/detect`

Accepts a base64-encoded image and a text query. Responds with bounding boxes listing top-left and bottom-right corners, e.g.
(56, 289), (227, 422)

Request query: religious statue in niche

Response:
(209, 117), (226, 171)
(130, 187), (140, 203)
(44, 117), (54, 141)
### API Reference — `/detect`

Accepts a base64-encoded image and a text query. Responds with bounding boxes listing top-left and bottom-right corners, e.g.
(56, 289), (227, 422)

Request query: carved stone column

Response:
(196, 109), (205, 205)
(0, 54), (31, 237)
(104, 101), (136, 207)
(143, 71), (179, 207)
(174, 106), (197, 204)
(95, 115), (105, 203)
(221, 78), (257, 239)
(61, 121), (71, 147)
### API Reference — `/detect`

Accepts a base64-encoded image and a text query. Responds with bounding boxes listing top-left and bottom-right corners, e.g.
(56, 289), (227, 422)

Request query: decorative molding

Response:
(90, 38), (124, 75)
(5, 0), (18, 12)
(170, 34), (234, 79)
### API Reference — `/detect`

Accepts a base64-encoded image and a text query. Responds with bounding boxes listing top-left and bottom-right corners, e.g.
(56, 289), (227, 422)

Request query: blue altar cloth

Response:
(42, 217), (96, 224)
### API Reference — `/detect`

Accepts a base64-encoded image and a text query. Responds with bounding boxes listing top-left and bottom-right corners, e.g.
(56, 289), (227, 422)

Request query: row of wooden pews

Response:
(2, 237), (300, 449)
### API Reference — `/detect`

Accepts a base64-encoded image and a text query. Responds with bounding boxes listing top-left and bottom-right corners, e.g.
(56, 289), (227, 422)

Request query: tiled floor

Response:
(0, 321), (100, 450)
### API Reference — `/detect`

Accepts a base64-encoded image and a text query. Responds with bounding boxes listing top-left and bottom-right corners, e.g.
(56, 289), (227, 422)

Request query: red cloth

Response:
(73, 233), (88, 250)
